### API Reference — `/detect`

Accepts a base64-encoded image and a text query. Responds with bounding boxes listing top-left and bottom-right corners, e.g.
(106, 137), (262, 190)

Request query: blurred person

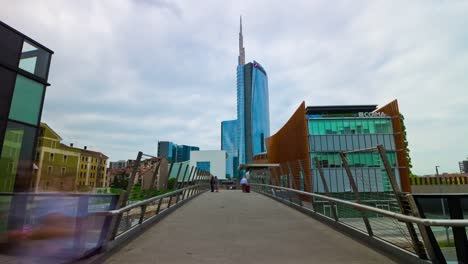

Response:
(240, 176), (248, 192)
(2, 196), (89, 263)
(210, 176), (215, 192)
(214, 176), (219, 192)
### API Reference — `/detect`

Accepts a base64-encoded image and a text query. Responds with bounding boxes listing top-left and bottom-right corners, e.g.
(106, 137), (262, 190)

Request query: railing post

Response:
(168, 163), (183, 209)
(176, 164), (190, 203)
(148, 162), (161, 197)
(156, 197), (164, 215)
(447, 197), (468, 262)
(189, 168), (199, 197)
(339, 152), (373, 236)
(182, 166), (195, 200)
(287, 162), (303, 206)
(138, 205), (147, 224)
(377, 144), (428, 259)
(299, 159), (316, 211)
(314, 157), (338, 221)
(109, 151), (143, 240)
(279, 165), (293, 202)
(407, 195), (444, 263)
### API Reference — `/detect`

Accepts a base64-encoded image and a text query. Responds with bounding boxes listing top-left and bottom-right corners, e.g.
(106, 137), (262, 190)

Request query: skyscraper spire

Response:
(238, 15), (245, 65)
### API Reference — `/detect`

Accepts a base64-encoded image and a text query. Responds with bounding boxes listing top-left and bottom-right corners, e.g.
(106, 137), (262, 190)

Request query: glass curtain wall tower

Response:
(222, 17), (270, 174)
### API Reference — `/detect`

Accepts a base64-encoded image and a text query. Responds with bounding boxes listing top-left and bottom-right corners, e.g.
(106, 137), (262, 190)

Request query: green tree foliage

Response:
(167, 178), (177, 190)
(400, 113), (413, 174)
(110, 171), (129, 189)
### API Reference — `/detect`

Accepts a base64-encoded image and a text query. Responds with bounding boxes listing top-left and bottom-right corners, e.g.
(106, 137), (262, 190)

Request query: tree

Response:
(110, 171), (129, 189)
(400, 113), (413, 174)
(167, 178), (177, 190)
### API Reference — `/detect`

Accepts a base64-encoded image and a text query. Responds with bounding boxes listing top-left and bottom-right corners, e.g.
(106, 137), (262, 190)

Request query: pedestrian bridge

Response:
(2, 176), (468, 264)
(103, 191), (393, 264)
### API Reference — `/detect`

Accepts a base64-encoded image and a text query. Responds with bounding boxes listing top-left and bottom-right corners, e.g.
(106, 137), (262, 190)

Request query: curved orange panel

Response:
(266, 102), (311, 193)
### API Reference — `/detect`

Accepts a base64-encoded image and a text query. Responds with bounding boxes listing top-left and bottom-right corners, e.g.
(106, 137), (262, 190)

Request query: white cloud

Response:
(1, 0), (467, 174)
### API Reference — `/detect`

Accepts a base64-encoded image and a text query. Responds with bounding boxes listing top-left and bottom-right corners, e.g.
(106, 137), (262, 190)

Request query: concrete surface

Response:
(104, 191), (395, 264)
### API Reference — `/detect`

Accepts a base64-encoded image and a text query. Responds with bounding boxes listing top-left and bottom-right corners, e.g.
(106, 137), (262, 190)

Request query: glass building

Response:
(307, 105), (400, 193)
(196, 161), (211, 173)
(221, 120), (238, 178)
(157, 141), (199, 163)
(0, 21), (53, 192)
(221, 17), (270, 172)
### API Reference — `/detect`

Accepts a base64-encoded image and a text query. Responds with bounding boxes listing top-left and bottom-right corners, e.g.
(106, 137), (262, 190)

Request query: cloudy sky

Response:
(2, 0), (467, 175)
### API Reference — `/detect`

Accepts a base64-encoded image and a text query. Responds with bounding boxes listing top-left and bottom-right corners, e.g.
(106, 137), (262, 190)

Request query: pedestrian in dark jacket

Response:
(210, 176), (215, 192)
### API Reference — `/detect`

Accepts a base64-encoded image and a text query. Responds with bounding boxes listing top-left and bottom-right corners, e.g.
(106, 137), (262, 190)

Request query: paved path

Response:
(105, 191), (395, 264)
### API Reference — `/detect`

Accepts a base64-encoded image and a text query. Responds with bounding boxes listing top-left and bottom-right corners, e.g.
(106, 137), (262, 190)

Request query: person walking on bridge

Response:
(214, 176), (219, 192)
(210, 176), (215, 192)
(240, 176), (248, 192)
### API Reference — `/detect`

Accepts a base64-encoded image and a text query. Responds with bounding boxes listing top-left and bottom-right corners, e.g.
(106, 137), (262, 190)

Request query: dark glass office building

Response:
(221, 17), (270, 170)
(221, 120), (238, 177)
(157, 141), (199, 163)
(0, 21), (53, 192)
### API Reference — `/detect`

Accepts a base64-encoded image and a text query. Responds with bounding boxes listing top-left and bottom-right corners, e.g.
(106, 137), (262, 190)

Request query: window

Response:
(8, 75), (44, 125)
(35, 152), (40, 161)
(49, 153), (54, 161)
(196, 161), (211, 173)
(63, 155), (68, 162)
(19, 41), (51, 79)
(0, 122), (36, 192)
(61, 167), (66, 176)
(47, 166), (53, 175)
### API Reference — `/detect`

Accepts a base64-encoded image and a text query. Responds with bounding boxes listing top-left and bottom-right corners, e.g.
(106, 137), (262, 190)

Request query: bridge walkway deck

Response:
(104, 190), (395, 264)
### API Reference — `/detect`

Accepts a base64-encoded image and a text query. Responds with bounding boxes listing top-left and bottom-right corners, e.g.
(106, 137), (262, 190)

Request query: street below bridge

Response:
(104, 190), (395, 264)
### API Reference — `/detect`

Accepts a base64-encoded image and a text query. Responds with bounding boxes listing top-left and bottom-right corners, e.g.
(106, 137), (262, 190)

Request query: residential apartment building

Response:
(35, 123), (108, 191)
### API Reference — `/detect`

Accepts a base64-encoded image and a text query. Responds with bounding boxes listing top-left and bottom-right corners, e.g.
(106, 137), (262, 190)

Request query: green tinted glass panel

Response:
(0, 122), (36, 192)
(9, 75), (44, 125)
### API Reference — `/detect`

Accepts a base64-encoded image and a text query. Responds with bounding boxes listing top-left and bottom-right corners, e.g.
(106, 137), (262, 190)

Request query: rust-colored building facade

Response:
(375, 100), (411, 192)
(265, 102), (311, 192)
(265, 100), (412, 194)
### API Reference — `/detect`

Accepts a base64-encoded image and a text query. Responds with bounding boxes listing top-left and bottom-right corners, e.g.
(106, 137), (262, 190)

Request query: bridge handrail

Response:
(91, 184), (206, 216)
(251, 183), (468, 227)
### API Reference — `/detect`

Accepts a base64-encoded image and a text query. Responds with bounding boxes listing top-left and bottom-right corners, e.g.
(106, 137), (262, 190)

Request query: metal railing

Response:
(250, 183), (468, 264)
(248, 144), (468, 264)
(92, 183), (208, 240)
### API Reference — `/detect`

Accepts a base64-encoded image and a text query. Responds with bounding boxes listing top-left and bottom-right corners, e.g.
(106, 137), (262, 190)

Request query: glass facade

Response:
(157, 141), (199, 163)
(236, 61), (270, 166)
(236, 64), (245, 165)
(308, 117), (400, 193)
(0, 22), (52, 192)
(196, 161), (211, 173)
(9, 75), (44, 125)
(251, 62), (270, 156)
(19, 41), (51, 79)
(221, 120), (238, 178)
(308, 118), (393, 135)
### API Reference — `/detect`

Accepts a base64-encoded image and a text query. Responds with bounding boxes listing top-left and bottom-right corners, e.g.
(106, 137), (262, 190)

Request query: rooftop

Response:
(306, 105), (377, 115)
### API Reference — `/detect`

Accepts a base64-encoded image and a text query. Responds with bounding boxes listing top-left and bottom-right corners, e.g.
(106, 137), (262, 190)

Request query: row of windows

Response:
(81, 156), (103, 163)
(46, 166), (66, 176)
(308, 118), (393, 135)
(47, 153), (68, 162)
(311, 152), (398, 168)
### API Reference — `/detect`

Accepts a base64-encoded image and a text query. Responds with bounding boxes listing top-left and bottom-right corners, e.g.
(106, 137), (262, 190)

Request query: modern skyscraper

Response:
(157, 141), (199, 163)
(221, 120), (238, 177)
(221, 17), (270, 174)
